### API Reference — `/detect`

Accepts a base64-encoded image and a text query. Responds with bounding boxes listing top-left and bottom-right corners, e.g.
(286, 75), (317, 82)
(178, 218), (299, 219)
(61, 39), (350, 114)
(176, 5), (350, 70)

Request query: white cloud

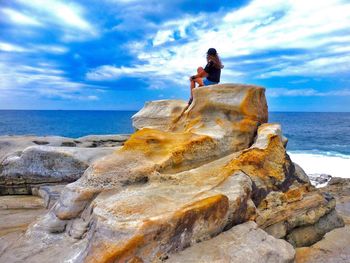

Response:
(267, 88), (350, 97)
(0, 60), (101, 101)
(15, 0), (98, 41)
(0, 41), (68, 54)
(153, 30), (174, 46)
(1, 8), (42, 26)
(261, 54), (350, 78)
(0, 42), (29, 52)
(151, 16), (204, 46)
(34, 45), (68, 54)
(91, 0), (350, 85)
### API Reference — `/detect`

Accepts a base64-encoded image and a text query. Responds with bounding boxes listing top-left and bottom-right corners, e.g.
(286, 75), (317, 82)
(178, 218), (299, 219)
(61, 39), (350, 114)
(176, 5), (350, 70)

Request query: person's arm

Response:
(190, 65), (210, 80)
(203, 61), (213, 74)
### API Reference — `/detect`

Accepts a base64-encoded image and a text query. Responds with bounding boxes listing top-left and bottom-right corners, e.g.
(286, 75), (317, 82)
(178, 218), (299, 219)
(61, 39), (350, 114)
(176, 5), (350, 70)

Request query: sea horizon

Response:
(1, 109), (350, 113)
(1, 110), (349, 179)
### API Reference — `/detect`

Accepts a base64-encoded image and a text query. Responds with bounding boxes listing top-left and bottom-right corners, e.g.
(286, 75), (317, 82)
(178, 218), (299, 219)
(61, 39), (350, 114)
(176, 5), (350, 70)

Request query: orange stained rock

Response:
(284, 185), (309, 203)
(256, 191), (328, 228)
(225, 135), (287, 183)
(121, 128), (215, 164)
(295, 247), (313, 263)
(232, 118), (258, 132)
(239, 87), (268, 123)
(85, 195), (229, 263)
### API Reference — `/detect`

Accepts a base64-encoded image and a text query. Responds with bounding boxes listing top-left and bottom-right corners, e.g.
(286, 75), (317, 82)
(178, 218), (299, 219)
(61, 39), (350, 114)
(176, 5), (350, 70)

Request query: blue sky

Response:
(0, 0), (350, 111)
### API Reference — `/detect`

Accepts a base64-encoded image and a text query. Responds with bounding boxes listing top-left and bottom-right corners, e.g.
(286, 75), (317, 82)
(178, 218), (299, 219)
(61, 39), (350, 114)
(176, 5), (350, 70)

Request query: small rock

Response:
(308, 173), (332, 187)
(295, 226), (350, 263)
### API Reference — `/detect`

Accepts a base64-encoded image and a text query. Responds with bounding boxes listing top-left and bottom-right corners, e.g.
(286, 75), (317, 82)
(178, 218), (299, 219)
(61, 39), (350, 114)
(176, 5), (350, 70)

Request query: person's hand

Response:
(190, 75), (196, 80)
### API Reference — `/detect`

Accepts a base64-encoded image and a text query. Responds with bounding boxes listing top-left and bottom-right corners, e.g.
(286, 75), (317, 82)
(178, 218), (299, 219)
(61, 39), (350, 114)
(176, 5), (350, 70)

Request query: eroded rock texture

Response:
(0, 84), (342, 263)
(167, 221), (295, 263)
(0, 146), (119, 194)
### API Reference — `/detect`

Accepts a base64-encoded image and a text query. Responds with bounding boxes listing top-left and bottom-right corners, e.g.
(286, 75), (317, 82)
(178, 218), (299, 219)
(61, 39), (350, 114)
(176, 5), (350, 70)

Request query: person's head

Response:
(206, 48), (224, 69)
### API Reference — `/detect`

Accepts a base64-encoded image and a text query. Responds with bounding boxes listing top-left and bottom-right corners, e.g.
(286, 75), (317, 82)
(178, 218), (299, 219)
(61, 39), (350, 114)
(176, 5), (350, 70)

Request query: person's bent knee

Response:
(197, 67), (204, 73)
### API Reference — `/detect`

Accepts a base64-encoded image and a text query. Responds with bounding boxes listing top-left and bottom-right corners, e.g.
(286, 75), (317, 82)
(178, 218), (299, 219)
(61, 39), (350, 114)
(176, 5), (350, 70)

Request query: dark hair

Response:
(207, 53), (224, 69)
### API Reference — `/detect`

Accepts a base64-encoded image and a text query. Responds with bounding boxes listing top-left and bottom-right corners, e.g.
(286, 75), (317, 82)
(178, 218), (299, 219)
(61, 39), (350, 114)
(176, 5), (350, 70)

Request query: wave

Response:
(288, 150), (350, 179)
(288, 149), (350, 159)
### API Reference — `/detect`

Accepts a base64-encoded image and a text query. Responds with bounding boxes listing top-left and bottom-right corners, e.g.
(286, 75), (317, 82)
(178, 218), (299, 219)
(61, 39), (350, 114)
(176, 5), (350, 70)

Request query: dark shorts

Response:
(203, 78), (218, 86)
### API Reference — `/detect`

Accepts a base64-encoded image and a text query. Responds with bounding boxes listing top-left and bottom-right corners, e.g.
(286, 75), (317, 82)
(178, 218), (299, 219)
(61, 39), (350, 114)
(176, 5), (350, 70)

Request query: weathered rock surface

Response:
(319, 177), (350, 225)
(32, 184), (66, 208)
(132, 99), (188, 131)
(0, 146), (120, 194)
(292, 178), (350, 262)
(0, 84), (343, 262)
(0, 195), (46, 255)
(166, 221), (295, 263)
(295, 226), (350, 263)
(0, 134), (129, 162)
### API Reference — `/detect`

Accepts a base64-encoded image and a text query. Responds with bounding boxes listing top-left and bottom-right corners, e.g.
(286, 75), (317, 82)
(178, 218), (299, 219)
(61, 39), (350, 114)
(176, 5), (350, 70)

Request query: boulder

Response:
(286, 209), (344, 247)
(0, 84), (342, 262)
(0, 146), (119, 194)
(166, 221), (295, 263)
(295, 226), (350, 263)
(132, 99), (188, 130)
(319, 177), (350, 225)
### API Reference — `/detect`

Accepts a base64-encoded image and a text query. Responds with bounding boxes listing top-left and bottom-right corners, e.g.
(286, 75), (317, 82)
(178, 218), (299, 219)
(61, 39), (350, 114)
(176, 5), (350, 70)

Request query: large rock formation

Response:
(0, 84), (343, 262)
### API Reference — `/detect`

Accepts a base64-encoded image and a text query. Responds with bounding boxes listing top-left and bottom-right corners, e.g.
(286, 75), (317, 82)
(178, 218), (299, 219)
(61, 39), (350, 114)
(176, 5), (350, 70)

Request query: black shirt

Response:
(204, 61), (221, 83)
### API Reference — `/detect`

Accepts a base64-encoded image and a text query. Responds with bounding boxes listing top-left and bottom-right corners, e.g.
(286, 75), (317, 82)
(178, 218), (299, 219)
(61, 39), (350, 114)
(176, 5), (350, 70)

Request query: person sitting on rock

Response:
(188, 48), (224, 104)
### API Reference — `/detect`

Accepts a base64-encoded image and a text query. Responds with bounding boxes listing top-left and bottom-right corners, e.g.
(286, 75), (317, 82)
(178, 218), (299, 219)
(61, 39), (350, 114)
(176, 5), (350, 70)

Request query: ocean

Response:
(0, 110), (349, 178)
(269, 112), (350, 179)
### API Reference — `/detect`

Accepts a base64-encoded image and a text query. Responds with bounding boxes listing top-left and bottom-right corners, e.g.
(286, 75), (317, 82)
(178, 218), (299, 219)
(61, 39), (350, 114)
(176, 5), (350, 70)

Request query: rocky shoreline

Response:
(0, 134), (129, 195)
(0, 84), (349, 262)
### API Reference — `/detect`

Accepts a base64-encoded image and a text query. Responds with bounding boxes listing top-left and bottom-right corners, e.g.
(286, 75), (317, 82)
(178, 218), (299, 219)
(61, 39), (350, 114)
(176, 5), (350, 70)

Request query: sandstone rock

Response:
(0, 134), (129, 162)
(0, 146), (119, 194)
(166, 221), (295, 263)
(32, 184), (66, 208)
(132, 100), (188, 130)
(295, 225), (350, 263)
(319, 177), (350, 225)
(0, 135), (72, 162)
(293, 162), (311, 185)
(76, 134), (130, 147)
(286, 209), (344, 247)
(0, 195), (46, 237)
(0, 84), (341, 262)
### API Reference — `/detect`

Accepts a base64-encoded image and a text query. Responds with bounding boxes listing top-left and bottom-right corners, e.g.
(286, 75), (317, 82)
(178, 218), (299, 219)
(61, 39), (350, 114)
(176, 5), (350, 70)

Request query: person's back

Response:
(204, 59), (221, 83)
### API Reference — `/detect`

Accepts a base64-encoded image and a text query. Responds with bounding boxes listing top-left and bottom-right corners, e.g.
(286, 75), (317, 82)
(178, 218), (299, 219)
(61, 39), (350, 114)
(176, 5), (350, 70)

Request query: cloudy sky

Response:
(1, 0), (349, 111)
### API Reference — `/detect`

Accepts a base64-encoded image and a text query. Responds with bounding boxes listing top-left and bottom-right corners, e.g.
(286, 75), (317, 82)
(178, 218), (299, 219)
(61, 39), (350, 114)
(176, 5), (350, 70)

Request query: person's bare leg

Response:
(188, 66), (206, 104)
(190, 80), (196, 101)
(195, 77), (204, 87)
(197, 67), (204, 75)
